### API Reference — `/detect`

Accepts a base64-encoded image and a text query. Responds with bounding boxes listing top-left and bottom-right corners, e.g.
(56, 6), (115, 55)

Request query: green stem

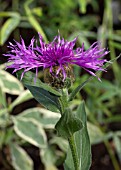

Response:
(59, 89), (69, 115)
(59, 89), (80, 170)
(104, 140), (120, 170)
(68, 135), (80, 170)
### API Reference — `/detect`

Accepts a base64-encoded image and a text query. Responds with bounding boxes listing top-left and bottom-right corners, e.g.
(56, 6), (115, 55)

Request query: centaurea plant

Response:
(5, 34), (109, 170)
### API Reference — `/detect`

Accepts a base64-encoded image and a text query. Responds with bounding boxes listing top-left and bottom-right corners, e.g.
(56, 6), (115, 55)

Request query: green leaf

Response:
(2, 128), (14, 145)
(24, 0), (47, 42)
(0, 11), (20, 17)
(9, 90), (33, 111)
(69, 76), (93, 101)
(78, 0), (88, 13)
(0, 108), (9, 127)
(0, 70), (24, 95)
(12, 117), (47, 148)
(0, 17), (20, 45)
(103, 115), (121, 124)
(0, 63), (6, 69)
(78, 36), (90, 49)
(0, 85), (6, 108)
(64, 102), (91, 170)
(16, 107), (60, 129)
(50, 137), (68, 152)
(0, 131), (5, 148)
(55, 108), (83, 139)
(25, 85), (61, 112)
(69, 59), (115, 102)
(89, 79), (116, 90)
(10, 143), (33, 170)
(17, 70), (61, 97)
(32, 7), (42, 17)
(110, 40), (121, 50)
(41, 147), (58, 170)
(113, 135), (121, 162)
(87, 122), (104, 145)
(98, 90), (119, 102)
(68, 31), (97, 41)
(88, 79), (121, 102)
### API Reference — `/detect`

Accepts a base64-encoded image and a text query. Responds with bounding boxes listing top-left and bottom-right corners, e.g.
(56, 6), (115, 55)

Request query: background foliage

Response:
(0, 0), (121, 170)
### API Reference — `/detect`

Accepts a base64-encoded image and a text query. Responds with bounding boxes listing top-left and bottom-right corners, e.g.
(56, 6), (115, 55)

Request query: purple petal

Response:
(4, 34), (109, 82)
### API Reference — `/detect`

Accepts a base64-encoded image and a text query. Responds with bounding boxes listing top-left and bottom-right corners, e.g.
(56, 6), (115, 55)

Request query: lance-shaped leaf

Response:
(25, 85), (61, 112)
(9, 90), (33, 111)
(0, 16), (20, 45)
(40, 147), (58, 170)
(69, 76), (93, 101)
(0, 85), (7, 108)
(17, 70), (61, 112)
(12, 117), (47, 148)
(17, 70), (61, 97)
(0, 70), (24, 95)
(24, 0), (47, 42)
(55, 108), (83, 139)
(16, 107), (60, 129)
(10, 143), (33, 170)
(64, 101), (91, 170)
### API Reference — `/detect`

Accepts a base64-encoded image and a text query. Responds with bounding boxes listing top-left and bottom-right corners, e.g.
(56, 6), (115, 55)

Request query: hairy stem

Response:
(68, 135), (80, 170)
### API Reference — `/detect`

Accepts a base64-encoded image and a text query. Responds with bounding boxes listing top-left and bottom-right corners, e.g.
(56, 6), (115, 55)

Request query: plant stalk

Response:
(104, 140), (120, 170)
(60, 89), (80, 170)
(68, 135), (80, 170)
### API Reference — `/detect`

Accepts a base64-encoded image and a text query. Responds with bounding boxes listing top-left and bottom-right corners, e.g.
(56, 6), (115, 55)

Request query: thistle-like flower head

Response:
(5, 34), (109, 85)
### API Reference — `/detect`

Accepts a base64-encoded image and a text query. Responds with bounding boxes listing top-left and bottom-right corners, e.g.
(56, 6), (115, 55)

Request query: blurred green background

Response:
(0, 0), (121, 170)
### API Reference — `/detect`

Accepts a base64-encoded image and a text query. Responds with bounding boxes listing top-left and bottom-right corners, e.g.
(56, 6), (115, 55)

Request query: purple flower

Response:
(4, 34), (109, 81)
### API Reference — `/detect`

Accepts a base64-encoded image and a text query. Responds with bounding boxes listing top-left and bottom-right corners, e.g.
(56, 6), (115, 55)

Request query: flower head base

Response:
(44, 65), (75, 88)
(4, 34), (109, 88)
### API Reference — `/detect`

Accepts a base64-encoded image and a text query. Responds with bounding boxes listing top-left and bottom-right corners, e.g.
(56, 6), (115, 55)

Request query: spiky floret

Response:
(4, 34), (109, 83)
